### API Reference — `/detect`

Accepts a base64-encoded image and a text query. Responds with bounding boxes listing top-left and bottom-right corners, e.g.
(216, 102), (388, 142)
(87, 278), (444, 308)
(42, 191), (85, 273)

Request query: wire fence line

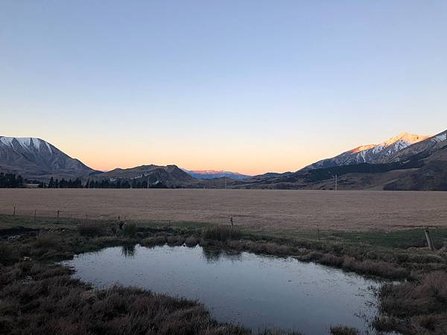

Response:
(0, 206), (176, 225)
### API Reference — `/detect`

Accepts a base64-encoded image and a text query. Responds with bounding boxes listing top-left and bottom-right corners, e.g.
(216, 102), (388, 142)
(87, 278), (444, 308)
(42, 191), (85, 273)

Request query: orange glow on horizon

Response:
(78, 156), (307, 176)
(72, 149), (319, 176)
(57, 135), (324, 175)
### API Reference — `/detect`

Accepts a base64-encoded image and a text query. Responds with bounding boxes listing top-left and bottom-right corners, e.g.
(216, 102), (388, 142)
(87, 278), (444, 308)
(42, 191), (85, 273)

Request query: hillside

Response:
(237, 129), (447, 191)
(304, 133), (428, 170)
(0, 136), (95, 180)
(96, 164), (196, 188)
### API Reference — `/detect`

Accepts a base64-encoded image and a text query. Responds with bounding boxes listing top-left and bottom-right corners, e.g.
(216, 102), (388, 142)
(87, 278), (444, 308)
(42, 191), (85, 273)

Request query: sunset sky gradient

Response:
(1, 1), (446, 174)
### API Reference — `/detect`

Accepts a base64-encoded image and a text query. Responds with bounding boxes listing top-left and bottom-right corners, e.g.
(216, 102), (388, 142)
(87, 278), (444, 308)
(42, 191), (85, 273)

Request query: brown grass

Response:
(1, 189), (447, 231)
(0, 262), (249, 335)
(374, 271), (447, 335)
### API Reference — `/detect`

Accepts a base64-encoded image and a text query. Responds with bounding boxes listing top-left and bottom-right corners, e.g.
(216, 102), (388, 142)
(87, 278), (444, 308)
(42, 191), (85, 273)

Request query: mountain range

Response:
(236, 130), (447, 191)
(183, 170), (250, 180)
(1, 129), (446, 190)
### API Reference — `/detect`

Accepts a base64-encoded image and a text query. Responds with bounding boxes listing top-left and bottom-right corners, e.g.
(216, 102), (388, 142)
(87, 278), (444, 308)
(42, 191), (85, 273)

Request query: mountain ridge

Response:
(236, 129), (447, 190)
(303, 132), (429, 171)
(97, 164), (195, 187)
(0, 136), (96, 180)
(183, 169), (250, 180)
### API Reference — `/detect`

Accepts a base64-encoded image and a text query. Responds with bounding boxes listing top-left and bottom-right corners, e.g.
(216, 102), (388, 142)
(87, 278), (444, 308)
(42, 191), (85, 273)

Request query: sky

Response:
(1, 1), (446, 175)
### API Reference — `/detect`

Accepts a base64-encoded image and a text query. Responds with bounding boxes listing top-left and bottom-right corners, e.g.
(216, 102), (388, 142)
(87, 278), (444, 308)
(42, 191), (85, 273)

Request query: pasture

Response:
(1, 189), (446, 232)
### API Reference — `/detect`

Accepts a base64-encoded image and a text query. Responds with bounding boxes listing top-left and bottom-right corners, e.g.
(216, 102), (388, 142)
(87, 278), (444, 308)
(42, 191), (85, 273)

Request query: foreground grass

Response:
(0, 262), (247, 335)
(1, 214), (447, 334)
(374, 271), (447, 335)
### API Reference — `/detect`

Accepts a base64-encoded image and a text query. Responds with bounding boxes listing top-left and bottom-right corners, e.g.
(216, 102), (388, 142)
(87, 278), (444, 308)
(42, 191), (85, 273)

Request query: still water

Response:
(63, 245), (382, 334)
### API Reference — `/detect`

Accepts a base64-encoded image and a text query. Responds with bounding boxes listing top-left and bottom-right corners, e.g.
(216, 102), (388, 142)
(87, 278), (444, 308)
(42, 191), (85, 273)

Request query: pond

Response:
(63, 244), (383, 334)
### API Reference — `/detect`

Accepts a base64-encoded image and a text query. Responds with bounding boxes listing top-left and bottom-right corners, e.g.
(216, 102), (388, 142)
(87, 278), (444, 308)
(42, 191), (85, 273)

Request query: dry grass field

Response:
(1, 189), (446, 231)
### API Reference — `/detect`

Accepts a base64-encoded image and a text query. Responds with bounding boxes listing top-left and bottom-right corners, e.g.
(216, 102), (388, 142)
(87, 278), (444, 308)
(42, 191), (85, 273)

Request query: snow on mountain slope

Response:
(184, 169), (250, 180)
(0, 136), (53, 153)
(386, 129), (447, 163)
(304, 132), (429, 170)
(0, 136), (95, 179)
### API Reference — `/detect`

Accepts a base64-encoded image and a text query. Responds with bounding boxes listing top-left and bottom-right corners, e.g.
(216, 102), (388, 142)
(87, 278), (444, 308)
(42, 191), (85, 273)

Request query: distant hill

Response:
(0, 136), (96, 180)
(97, 164), (196, 188)
(183, 169), (250, 180)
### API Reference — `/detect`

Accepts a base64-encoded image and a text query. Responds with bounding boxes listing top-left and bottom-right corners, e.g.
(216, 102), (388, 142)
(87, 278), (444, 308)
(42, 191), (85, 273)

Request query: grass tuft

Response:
(203, 225), (241, 241)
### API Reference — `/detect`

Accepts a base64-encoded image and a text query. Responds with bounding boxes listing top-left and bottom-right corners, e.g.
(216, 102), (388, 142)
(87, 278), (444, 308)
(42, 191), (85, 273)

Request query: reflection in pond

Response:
(63, 245), (383, 334)
(121, 244), (135, 257)
(201, 246), (242, 262)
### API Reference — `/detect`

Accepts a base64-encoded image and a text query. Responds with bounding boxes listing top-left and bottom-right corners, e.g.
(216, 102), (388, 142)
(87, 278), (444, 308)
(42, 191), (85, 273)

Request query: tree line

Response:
(0, 173), (24, 188)
(0, 173), (168, 188)
(84, 179), (167, 189)
(47, 177), (83, 188)
(45, 177), (168, 188)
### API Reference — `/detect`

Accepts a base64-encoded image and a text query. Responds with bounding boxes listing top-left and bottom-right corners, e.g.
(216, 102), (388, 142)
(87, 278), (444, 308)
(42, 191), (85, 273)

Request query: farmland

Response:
(1, 189), (447, 232)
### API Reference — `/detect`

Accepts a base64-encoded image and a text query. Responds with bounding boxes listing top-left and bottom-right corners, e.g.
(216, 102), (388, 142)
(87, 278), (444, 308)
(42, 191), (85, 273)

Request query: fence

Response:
(0, 205), (175, 226)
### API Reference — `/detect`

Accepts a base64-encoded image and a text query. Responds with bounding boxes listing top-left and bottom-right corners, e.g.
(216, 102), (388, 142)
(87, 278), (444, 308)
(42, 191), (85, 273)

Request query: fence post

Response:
(13, 205), (16, 216)
(57, 210), (60, 223)
(424, 228), (435, 251)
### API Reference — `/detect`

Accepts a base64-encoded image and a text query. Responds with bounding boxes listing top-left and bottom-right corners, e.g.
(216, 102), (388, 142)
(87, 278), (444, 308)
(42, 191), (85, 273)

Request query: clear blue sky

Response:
(1, 1), (446, 174)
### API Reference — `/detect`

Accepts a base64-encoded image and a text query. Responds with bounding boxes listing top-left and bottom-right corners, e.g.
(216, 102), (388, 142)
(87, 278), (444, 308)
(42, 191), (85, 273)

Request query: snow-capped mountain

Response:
(304, 132), (429, 170)
(183, 169), (250, 180)
(386, 129), (447, 163)
(0, 136), (95, 179)
(236, 129), (447, 191)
